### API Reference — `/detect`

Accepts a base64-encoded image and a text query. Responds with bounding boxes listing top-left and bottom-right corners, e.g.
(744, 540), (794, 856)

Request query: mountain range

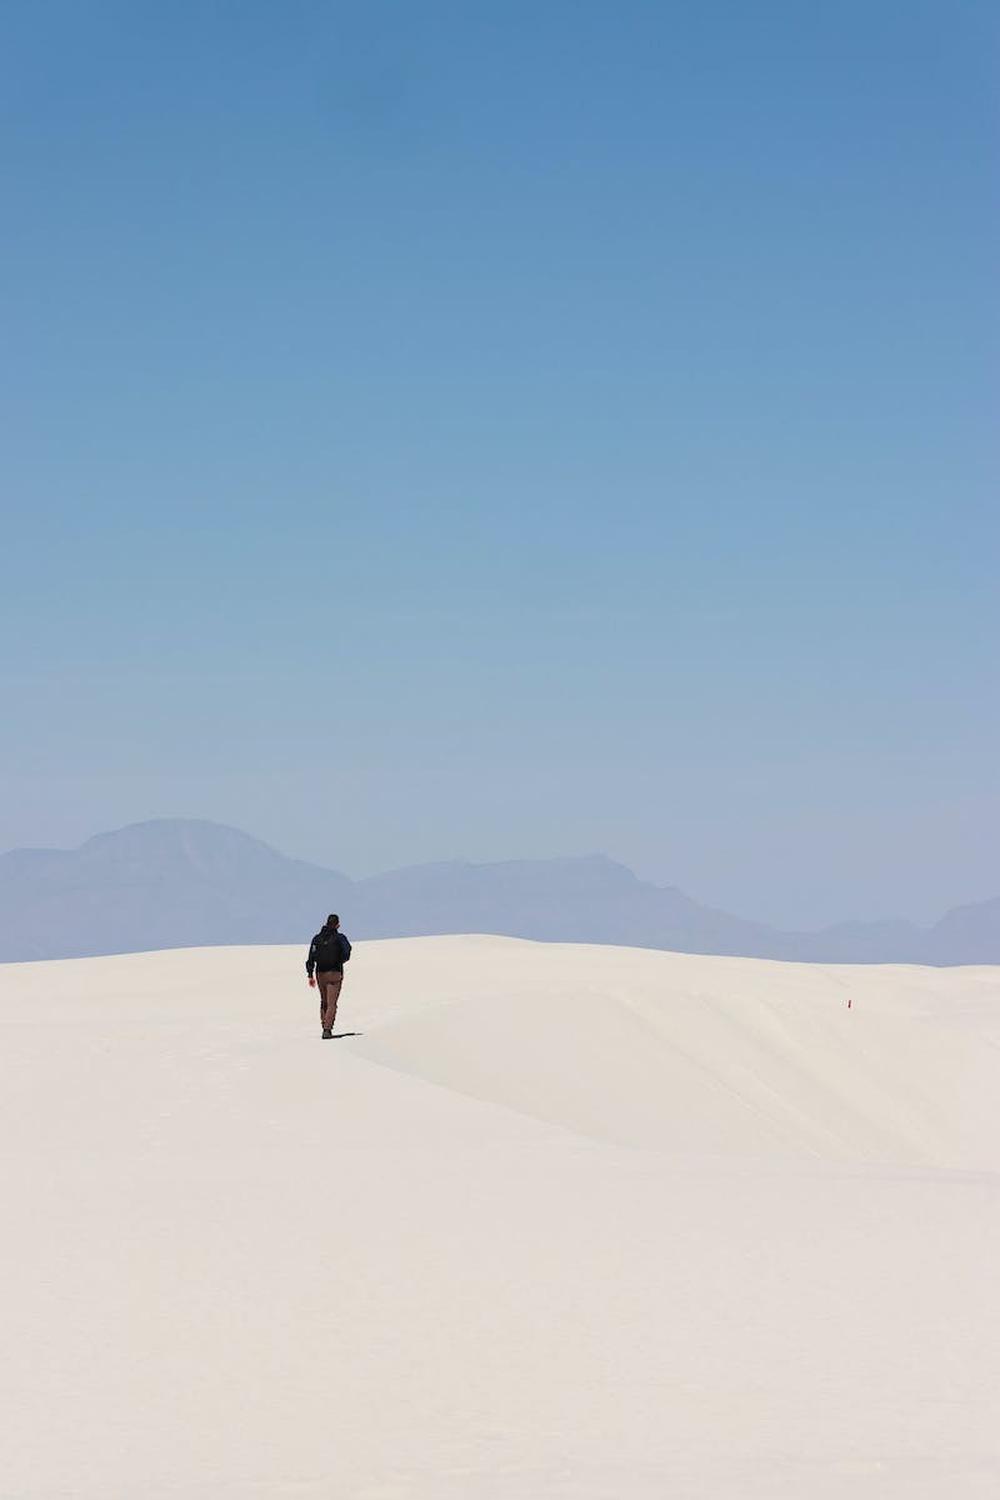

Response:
(1, 818), (997, 965)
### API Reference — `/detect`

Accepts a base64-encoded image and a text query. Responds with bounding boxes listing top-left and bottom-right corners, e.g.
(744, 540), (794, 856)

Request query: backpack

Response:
(314, 930), (350, 969)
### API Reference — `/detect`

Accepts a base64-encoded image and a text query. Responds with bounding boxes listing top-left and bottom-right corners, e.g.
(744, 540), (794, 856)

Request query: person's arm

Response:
(339, 933), (352, 963)
(306, 938), (317, 980)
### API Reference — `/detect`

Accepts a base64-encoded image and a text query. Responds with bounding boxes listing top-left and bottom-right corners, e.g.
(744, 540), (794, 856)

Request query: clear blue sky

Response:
(2, 0), (996, 927)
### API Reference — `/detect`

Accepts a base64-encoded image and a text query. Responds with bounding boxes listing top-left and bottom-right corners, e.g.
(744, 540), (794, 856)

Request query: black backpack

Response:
(314, 930), (349, 969)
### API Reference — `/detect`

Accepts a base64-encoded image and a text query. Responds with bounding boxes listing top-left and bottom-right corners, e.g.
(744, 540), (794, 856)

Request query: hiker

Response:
(306, 914), (352, 1038)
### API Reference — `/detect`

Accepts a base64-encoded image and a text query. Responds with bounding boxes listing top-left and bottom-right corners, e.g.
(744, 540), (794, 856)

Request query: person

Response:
(306, 914), (352, 1039)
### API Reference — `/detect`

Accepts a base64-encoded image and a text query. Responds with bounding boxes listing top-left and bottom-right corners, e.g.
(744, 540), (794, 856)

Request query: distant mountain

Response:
(0, 821), (351, 961)
(0, 818), (997, 965)
(356, 853), (777, 954)
(924, 896), (1000, 966)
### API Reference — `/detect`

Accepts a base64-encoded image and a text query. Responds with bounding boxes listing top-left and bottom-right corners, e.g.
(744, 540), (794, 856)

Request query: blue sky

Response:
(2, 0), (996, 927)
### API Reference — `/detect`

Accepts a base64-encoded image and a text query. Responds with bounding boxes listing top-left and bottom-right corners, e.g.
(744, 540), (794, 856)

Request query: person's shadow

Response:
(330, 1032), (361, 1039)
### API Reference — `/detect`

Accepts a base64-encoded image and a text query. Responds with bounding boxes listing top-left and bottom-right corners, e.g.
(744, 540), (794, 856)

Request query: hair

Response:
(327, 914), (340, 926)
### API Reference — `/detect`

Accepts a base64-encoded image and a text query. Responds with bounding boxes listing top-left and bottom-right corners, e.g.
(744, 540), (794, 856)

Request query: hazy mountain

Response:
(924, 896), (1000, 966)
(0, 821), (351, 961)
(0, 818), (996, 965)
(356, 853), (777, 955)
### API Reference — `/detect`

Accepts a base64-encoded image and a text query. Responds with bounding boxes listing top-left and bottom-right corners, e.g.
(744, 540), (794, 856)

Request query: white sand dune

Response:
(3, 936), (999, 1498)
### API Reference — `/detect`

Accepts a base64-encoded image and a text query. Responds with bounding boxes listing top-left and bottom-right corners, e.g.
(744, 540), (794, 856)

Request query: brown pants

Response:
(317, 970), (344, 1032)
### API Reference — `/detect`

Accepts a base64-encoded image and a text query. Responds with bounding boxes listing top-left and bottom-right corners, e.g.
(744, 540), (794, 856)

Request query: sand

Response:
(2, 935), (998, 1497)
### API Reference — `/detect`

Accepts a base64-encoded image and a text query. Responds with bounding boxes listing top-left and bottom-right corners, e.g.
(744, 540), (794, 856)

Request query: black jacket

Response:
(306, 929), (352, 976)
